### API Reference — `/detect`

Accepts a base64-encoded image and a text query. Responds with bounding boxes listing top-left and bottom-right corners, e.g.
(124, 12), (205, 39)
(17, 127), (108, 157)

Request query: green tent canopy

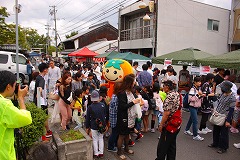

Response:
(197, 49), (240, 69)
(110, 52), (151, 61)
(152, 48), (213, 66)
(94, 51), (119, 60)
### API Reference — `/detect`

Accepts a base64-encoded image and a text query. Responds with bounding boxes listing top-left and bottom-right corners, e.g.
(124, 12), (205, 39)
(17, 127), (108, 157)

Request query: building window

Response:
(0, 54), (8, 64)
(207, 19), (219, 31)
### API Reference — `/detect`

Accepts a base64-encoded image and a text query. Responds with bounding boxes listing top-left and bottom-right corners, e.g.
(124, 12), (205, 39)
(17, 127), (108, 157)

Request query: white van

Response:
(0, 51), (29, 83)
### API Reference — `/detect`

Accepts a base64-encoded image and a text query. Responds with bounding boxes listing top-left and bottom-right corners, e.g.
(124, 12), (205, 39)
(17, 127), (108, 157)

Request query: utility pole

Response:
(45, 24), (50, 55)
(15, 0), (21, 81)
(50, 5), (58, 57)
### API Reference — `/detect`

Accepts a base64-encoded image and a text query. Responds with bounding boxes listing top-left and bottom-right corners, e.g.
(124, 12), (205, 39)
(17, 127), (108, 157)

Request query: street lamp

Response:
(139, 0), (147, 9)
(139, 0), (156, 57)
(15, 0), (22, 81)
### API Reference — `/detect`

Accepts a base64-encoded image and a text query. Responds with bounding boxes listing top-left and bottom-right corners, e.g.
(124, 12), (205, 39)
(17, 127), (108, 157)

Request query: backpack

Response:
(183, 87), (196, 108)
(89, 104), (106, 134)
(149, 98), (157, 110)
(109, 94), (118, 128)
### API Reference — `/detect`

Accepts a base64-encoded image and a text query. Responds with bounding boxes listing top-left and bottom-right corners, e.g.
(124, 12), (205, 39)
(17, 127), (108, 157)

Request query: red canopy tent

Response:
(68, 47), (98, 57)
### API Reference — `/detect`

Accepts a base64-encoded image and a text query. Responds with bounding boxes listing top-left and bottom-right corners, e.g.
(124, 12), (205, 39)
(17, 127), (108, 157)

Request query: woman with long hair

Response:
(198, 73), (215, 134)
(58, 72), (72, 130)
(184, 76), (205, 141)
(116, 74), (140, 160)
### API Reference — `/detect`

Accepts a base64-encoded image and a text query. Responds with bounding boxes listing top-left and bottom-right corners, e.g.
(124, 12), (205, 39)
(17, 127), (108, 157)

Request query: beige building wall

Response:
(157, 0), (230, 56)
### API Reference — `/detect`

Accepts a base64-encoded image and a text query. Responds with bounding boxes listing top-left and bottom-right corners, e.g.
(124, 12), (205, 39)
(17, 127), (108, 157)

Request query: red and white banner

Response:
(164, 59), (172, 68)
(93, 57), (105, 62)
(200, 66), (211, 75)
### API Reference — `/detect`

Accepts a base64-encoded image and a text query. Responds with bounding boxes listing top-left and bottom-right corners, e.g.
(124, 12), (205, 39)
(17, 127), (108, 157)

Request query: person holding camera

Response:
(0, 70), (32, 160)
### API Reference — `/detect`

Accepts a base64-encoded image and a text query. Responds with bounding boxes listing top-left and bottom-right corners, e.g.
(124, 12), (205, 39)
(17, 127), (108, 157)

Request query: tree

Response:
(47, 45), (56, 55)
(65, 31), (78, 39)
(0, 7), (12, 45)
(0, 7), (48, 52)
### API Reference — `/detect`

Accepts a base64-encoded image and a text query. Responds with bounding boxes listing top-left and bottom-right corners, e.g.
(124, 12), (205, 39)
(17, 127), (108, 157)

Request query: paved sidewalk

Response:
(48, 107), (133, 160)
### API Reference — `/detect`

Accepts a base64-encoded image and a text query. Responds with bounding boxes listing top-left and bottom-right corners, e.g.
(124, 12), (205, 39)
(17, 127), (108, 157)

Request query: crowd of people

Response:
(13, 58), (240, 159)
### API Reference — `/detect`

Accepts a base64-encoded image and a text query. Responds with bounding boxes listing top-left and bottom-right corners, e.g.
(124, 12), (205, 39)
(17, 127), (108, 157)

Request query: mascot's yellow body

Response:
(101, 59), (133, 97)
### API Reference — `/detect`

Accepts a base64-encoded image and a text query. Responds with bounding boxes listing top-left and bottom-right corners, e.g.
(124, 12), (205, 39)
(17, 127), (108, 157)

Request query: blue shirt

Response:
(27, 64), (32, 75)
(137, 70), (152, 87)
(86, 102), (106, 130)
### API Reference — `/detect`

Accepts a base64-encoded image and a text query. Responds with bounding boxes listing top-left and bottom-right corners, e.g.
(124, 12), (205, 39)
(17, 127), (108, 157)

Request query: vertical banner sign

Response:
(200, 66), (211, 75)
(190, 66), (200, 75)
(149, 1), (155, 13)
(164, 59), (172, 68)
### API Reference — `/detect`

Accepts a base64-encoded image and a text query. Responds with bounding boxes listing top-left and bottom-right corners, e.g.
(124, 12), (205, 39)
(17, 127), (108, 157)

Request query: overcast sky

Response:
(1, 0), (232, 41)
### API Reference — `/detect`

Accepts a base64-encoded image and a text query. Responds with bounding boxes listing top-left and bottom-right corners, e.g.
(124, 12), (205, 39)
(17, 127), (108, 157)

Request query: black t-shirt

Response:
(214, 74), (224, 86)
(34, 75), (45, 99)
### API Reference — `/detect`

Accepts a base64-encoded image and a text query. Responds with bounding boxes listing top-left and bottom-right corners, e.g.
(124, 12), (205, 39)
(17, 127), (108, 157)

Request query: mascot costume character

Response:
(102, 59), (133, 97)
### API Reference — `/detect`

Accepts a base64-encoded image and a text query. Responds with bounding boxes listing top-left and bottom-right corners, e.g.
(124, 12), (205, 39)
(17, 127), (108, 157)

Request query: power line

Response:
(61, 9), (120, 37)
(58, 0), (73, 9)
(60, 0), (105, 26)
(59, 0), (128, 35)
(55, 0), (66, 6)
(60, 0), (119, 30)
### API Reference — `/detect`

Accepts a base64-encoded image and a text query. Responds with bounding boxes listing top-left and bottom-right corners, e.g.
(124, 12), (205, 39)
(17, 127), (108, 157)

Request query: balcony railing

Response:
(120, 25), (154, 41)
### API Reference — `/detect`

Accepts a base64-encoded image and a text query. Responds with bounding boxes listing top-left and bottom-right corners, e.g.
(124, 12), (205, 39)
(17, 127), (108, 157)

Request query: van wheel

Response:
(19, 74), (25, 84)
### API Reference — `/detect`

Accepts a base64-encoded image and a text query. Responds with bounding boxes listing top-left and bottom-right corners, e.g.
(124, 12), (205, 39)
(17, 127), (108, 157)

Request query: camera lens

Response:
(14, 83), (19, 94)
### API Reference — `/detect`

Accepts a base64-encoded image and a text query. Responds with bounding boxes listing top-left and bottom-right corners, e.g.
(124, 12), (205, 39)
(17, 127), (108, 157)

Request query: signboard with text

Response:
(200, 66), (211, 75)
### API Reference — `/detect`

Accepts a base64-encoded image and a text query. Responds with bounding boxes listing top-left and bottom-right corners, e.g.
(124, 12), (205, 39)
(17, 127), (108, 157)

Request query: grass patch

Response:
(60, 129), (85, 142)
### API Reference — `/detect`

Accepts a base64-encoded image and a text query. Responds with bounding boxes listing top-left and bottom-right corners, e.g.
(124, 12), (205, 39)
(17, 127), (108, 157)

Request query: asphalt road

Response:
(49, 107), (240, 160)
(116, 111), (240, 160)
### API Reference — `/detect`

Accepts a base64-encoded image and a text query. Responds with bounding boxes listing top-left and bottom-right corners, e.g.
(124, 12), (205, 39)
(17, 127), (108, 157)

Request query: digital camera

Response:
(14, 83), (26, 94)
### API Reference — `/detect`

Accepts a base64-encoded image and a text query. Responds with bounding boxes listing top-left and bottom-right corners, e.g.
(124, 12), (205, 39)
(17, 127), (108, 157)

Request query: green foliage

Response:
(21, 103), (48, 148)
(60, 129), (84, 142)
(65, 31), (78, 39)
(0, 6), (48, 51)
(48, 45), (56, 55)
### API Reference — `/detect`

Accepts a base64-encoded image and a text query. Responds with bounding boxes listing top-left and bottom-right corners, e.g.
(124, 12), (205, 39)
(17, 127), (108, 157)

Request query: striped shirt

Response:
(109, 94), (118, 128)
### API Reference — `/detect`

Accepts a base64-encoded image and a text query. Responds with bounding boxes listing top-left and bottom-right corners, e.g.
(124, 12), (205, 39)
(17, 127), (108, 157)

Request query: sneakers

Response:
(135, 133), (144, 141)
(128, 140), (135, 147)
(98, 154), (104, 159)
(46, 130), (53, 138)
(202, 127), (212, 133)
(208, 143), (218, 148)
(198, 129), (208, 134)
(107, 147), (117, 152)
(66, 125), (70, 130)
(233, 143), (240, 149)
(193, 135), (204, 141)
(41, 135), (49, 141)
(184, 130), (193, 136)
(150, 128), (155, 133)
(230, 127), (239, 133)
(217, 149), (226, 154)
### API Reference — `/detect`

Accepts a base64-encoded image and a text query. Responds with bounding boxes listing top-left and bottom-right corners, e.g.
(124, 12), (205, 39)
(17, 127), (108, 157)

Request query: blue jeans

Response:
(108, 127), (118, 150)
(185, 106), (198, 137)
